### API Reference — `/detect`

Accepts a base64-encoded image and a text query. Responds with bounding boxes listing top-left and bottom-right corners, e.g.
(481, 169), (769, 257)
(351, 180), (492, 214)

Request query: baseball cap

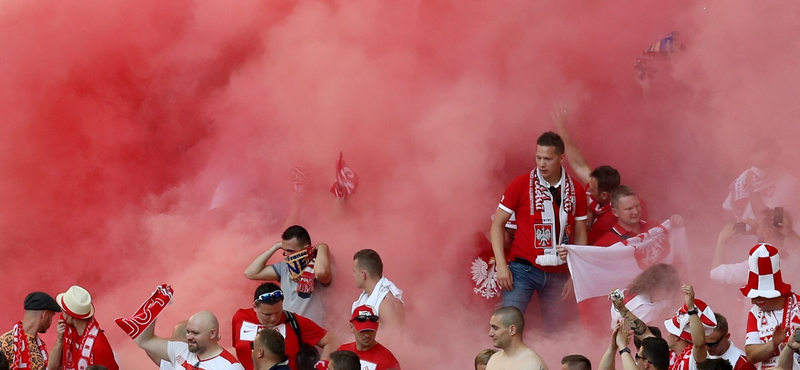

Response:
(24, 292), (62, 312)
(350, 305), (379, 332)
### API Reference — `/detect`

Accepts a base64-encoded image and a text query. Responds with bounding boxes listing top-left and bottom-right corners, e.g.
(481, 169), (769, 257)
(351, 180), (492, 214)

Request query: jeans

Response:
(501, 260), (576, 333)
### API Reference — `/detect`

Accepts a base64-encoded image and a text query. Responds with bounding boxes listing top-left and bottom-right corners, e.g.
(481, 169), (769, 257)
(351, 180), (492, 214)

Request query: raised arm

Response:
(599, 323), (621, 370)
(684, 285), (707, 364)
(552, 103), (591, 184)
(134, 320), (170, 362)
(777, 328), (799, 370)
(616, 320), (640, 370)
(243, 242), (282, 280)
(314, 243), (332, 285)
(46, 318), (66, 370)
(316, 332), (340, 361)
(491, 208), (514, 291)
(610, 291), (654, 339)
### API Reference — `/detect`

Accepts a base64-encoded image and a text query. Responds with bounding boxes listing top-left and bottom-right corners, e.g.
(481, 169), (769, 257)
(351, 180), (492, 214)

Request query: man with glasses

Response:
(244, 225), (332, 325)
(134, 311), (244, 370)
(232, 283), (338, 370)
(336, 305), (400, 370)
(598, 319), (670, 370)
(706, 314), (755, 370)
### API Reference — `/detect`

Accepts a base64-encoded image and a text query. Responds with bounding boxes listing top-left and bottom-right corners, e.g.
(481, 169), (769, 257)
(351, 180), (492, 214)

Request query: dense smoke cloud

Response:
(1, 0), (798, 368)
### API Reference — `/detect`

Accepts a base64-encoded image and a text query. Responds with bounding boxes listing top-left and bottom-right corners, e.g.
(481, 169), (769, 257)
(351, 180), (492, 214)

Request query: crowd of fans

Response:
(3, 105), (800, 370)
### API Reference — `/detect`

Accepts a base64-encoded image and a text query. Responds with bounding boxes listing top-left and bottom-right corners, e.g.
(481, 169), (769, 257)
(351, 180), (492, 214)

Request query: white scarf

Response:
(352, 276), (404, 316)
(530, 168), (575, 266)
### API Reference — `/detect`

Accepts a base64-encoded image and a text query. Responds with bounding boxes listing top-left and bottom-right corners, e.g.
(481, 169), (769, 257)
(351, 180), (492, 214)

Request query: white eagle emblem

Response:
(471, 257), (500, 299)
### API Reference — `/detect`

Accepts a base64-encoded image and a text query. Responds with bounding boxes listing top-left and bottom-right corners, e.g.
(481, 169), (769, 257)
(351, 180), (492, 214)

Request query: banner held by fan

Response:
(115, 284), (174, 339)
(564, 219), (689, 303)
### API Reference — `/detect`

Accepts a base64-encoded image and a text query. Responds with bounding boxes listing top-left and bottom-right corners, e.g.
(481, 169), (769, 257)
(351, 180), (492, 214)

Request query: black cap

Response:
(24, 292), (61, 312)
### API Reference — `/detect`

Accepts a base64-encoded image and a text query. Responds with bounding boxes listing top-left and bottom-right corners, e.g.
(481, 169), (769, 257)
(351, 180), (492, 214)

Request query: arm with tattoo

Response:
(610, 292), (654, 339)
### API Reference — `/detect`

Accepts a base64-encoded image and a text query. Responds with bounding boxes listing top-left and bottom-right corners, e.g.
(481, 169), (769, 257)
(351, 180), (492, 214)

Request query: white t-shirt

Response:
(167, 341), (245, 370)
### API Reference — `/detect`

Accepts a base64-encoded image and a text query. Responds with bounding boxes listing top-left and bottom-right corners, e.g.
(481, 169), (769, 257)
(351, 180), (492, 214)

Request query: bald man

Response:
(135, 311), (244, 370)
(486, 307), (548, 370)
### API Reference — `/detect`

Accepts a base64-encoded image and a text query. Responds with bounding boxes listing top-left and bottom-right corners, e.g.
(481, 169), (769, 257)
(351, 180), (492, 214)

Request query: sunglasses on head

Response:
(255, 290), (284, 304)
(352, 314), (379, 323)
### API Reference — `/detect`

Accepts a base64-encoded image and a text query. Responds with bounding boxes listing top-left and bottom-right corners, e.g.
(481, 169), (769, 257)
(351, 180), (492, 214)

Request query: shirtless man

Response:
(486, 307), (548, 370)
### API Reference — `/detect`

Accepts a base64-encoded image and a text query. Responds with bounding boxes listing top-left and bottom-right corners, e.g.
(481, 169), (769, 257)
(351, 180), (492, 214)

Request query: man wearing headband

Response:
(232, 283), (338, 370)
(245, 225), (332, 325)
(0, 291), (61, 370)
(337, 305), (400, 370)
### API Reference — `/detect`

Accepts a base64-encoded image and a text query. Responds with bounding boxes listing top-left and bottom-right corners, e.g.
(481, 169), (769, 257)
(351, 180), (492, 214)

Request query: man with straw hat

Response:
(51, 286), (118, 370)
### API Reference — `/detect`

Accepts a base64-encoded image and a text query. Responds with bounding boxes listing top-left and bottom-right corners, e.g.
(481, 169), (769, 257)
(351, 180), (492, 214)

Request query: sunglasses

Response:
(255, 290), (284, 304)
(352, 314), (379, 323)
(635, 353), (652, 364)
(706, 336), (726, 348)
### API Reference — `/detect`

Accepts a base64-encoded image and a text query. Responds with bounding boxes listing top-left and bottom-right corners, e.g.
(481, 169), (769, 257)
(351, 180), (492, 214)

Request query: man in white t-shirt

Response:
(135, 311), (244, 370)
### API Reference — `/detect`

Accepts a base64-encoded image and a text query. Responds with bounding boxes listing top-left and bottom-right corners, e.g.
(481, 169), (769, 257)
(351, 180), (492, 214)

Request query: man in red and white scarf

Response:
(244, 225), (332, 325)
(51, 285), (119, 370)
(490, 131), (588, 333)
(0, 292), (61, 370)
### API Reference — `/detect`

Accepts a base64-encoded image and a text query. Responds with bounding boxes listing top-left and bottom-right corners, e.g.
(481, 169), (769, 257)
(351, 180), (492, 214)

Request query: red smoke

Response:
(1, 0), (799, 368)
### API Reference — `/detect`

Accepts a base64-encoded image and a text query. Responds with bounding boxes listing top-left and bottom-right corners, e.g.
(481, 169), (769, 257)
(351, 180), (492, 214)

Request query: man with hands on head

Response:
(244, 225), (332, 325)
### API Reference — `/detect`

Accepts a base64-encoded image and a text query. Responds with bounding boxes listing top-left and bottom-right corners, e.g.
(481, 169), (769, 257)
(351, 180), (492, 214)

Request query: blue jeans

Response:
(501, 261), (576, 333)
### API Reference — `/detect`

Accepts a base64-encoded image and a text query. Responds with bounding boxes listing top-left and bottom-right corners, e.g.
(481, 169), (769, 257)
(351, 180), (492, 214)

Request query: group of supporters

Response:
(475, 107), (800, 370)
(1, 226), (405, 370)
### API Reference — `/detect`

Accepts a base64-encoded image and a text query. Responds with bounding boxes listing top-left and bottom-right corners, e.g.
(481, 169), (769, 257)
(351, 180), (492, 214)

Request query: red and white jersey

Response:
(669, 345), (698, 370)
(745, 296), (800, 370)
(167, 341), (244, 370)
(709, 344), (756, 370)
(337, 342), (401, 370)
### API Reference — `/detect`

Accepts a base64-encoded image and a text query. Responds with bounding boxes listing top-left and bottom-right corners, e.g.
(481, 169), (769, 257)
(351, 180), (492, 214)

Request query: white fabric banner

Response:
(565, 220), (689, 302)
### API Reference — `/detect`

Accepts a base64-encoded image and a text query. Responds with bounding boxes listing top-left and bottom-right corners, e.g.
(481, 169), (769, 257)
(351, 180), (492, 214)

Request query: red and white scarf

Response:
(285, 246), (318, 296)
(62, 317), (101, 370)
(529, 168), (575, 258)
(115, 284), (173, 339)
(12, 322), (48, 369)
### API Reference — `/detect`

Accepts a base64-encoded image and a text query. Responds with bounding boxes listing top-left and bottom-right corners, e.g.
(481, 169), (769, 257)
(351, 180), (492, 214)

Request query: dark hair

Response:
(536, 131), (565, 154)
(698, 358), (733, 370)
(353, 249), (383, 277)
(561, 354), (591, 370)
(330, 350), (361, 370)
(256, 328), (285, 357)
(493, 306), (525, 333)
(0, 350), (9, 370)
(590, 166), (621, 194)
(254, 282), (283, 303)
(626, 264), (680, 298)
(85, 366), (110, 370)
(714, 313), (728, 335)
(634, 326), (662, 350)
(474, 349), (497, 370)
(640, 337), (670, 370)
(282, 225), (311, 246)
(610, 185), (637, 209)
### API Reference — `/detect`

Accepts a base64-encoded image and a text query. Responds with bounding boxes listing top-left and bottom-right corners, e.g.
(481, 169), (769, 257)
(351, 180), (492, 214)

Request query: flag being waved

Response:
(330, 151), (359, 199)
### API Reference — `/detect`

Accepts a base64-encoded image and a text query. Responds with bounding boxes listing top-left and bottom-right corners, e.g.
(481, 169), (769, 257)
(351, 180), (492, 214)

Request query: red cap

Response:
(350, 305), (379, 331)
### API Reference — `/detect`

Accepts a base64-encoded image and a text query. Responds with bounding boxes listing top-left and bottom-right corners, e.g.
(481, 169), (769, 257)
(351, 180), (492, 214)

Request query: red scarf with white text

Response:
(12, 321), (48, 369)
(61, 316), (100, 370)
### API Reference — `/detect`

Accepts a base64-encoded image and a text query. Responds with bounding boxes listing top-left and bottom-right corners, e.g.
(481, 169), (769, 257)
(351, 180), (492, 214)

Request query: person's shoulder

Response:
(337, 342), (357, 352)
(232, 308), (258, 323)
(293, 312), (322, 329)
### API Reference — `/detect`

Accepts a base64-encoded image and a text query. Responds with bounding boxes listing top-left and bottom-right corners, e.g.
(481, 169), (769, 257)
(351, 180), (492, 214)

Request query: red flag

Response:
(330, 151), (358, 199)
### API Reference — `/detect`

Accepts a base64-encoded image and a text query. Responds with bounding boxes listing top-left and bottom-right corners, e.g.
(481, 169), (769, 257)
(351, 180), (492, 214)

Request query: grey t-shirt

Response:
(273, 261), (326, 325)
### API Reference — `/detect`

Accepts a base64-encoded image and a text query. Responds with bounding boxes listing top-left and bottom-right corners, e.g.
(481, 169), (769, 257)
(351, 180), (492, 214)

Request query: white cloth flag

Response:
(565, 220), (689, 303)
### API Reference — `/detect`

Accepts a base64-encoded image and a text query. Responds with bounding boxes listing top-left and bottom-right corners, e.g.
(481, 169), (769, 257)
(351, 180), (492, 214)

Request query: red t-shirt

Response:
(231, 309), (327, 370)
(499, 172), (587, 273)
(337, 342), (401, 370)
(594, 221), (649, 247)
(62, 326), (119, 370)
